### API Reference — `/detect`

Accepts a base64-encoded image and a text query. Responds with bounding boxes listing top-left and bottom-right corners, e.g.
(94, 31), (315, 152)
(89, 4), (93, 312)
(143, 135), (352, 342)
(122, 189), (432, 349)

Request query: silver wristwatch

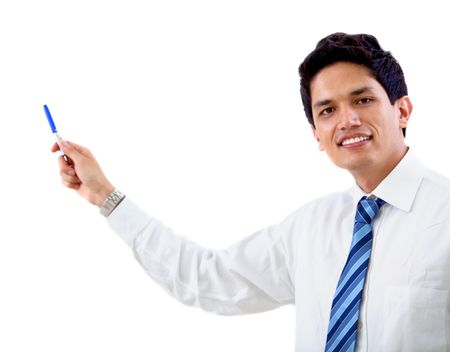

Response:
(99, 189), (126, 217)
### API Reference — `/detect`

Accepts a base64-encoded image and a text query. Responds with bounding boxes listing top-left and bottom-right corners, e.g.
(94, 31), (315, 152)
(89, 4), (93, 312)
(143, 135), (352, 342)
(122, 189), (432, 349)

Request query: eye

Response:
(320, 107), (335, 116)
(357, 97), (373, 104)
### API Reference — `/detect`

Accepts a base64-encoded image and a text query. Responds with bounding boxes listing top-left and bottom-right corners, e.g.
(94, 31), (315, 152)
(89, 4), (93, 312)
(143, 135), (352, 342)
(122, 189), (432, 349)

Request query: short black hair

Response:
(299, 32), (408, 136)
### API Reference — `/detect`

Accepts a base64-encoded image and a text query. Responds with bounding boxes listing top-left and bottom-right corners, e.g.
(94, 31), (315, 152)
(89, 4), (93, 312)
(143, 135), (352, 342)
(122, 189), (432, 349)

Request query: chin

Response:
(332, 155), (375, 172)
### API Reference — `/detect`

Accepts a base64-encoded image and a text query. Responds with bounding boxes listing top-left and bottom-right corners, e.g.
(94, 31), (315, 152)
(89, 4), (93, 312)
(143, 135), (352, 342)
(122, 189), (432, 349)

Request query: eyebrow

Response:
(349, 86), (374, 96)
(313, 86), (375, 109)
(313, 99), (332, 109)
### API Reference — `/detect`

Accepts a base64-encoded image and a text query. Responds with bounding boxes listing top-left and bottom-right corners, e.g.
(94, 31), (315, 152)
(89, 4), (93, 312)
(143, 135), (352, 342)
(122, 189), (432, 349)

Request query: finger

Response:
(65, 141), (92, 156)
(61, 179), (81, 190)
(58, 155), (76, 175)
(59, 141), (85, 163)
(60, 170), (81, 185)
(51, 142), (61, 153)
(60, 140), (92, 159)
(62, 155), (74, 166)
(52, 144), (74, 167)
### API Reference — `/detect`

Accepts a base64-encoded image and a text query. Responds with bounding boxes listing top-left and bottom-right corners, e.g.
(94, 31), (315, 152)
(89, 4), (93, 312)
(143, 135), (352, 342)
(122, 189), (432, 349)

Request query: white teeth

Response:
(341, 136), (370, 146)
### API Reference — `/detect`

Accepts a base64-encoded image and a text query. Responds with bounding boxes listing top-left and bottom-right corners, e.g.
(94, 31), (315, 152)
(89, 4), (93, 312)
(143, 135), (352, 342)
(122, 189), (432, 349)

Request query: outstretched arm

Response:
(107, 198), (295, 315)
(52, 141), (295, 315)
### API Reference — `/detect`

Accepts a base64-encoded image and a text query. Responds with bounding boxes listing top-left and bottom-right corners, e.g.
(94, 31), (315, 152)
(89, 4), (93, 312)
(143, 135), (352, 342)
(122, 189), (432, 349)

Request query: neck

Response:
(352, 147), (409, 194)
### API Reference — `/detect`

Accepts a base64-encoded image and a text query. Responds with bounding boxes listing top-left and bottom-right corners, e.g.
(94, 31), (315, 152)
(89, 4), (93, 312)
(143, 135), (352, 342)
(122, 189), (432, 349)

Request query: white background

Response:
(1, 1), (449, 351)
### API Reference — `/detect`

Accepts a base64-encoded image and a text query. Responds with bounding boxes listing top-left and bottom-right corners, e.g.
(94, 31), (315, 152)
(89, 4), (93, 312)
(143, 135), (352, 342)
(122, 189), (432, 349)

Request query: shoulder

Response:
(281, 188), (354, 227)
(416, 164), (450, 221)
(423, 166), (450, 192)
(408, 153), (450, 197)
(421, 165), (450, 203)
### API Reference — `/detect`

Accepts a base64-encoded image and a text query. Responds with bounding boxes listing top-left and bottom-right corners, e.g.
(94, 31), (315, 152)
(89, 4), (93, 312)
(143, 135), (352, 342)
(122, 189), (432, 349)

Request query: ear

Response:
(396, 96), (413, 129)
(310, 124), (325, 151)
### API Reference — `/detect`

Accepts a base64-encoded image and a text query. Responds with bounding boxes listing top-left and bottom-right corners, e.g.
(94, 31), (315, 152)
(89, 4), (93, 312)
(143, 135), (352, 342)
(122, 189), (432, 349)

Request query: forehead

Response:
(310, 62), (383, 102)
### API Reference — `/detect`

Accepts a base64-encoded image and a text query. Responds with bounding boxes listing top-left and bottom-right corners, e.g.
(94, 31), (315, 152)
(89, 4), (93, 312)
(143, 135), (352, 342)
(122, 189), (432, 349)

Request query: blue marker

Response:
(44, 105), (69, 162)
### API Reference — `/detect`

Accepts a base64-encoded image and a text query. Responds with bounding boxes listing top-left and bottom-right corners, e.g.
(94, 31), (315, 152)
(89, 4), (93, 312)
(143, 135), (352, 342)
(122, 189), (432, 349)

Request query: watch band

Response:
(99, 189), (126, 217)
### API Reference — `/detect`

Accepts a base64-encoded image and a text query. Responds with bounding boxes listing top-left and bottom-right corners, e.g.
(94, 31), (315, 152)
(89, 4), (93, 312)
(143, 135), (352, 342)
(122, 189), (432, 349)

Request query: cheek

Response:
(315, 124), (334, 145)
(318, 140), (325, 151)
(316, 133), (333, 152)
(381, 116), (402, 136)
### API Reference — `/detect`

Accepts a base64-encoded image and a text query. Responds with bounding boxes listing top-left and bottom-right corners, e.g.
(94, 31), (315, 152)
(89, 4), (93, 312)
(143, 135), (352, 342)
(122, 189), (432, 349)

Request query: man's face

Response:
(310, 62), (411, 175)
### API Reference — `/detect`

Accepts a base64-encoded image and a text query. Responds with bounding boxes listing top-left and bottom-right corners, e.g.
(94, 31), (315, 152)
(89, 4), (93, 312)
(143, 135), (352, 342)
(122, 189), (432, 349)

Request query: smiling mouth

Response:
(340, 136), (371, 146)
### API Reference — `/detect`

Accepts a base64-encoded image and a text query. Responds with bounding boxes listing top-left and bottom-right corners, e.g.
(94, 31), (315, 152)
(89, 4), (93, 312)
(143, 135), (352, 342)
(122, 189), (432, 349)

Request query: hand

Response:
(51, 141), (114, 206)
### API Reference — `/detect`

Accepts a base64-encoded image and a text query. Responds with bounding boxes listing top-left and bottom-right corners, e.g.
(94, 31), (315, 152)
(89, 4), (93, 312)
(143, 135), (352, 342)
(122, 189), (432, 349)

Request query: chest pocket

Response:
(381, 285), (449, 351)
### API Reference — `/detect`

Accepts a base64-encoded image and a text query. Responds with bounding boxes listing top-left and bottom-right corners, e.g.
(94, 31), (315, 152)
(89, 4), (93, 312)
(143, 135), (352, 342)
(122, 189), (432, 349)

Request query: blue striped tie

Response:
(325, 196), (385, 352)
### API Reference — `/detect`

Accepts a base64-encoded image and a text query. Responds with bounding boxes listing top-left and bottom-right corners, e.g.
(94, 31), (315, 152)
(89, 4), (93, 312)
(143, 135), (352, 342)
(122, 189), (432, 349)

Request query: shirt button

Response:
(358, 321), (363, 330)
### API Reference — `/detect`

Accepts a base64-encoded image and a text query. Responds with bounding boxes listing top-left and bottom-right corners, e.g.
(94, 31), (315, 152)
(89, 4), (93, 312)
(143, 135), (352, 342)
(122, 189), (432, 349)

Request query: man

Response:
(53, 33), (450, 351)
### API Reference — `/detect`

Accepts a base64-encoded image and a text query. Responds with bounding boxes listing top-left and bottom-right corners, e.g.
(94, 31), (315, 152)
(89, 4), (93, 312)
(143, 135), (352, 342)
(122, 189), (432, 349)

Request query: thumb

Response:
(60, 140), (87, 163)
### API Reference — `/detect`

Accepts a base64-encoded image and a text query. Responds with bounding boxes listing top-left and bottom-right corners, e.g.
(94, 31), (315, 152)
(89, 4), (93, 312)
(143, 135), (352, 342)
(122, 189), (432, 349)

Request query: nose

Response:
(337, 106), (361, 130)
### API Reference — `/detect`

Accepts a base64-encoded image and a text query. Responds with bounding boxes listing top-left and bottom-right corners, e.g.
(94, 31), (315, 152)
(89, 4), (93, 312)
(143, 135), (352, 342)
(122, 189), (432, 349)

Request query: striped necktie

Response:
(325, 196), (385, 352)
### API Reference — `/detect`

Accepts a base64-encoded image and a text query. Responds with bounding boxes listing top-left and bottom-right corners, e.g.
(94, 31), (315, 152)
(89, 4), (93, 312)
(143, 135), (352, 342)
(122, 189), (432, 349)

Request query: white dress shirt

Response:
(107, 151), (450, 351)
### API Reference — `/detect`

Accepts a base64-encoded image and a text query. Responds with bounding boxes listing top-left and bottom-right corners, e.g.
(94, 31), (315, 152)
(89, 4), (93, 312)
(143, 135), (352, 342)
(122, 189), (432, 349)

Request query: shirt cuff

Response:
(106, 197), (154, 248)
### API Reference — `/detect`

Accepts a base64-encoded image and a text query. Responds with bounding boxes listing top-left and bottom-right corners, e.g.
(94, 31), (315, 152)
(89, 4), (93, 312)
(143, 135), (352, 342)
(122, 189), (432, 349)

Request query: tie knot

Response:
(355, 196), (385, 224)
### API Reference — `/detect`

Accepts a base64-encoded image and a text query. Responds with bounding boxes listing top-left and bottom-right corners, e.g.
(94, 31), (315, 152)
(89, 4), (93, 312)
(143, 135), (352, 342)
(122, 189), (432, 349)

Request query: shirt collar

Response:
(350, 150), (425, 212)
